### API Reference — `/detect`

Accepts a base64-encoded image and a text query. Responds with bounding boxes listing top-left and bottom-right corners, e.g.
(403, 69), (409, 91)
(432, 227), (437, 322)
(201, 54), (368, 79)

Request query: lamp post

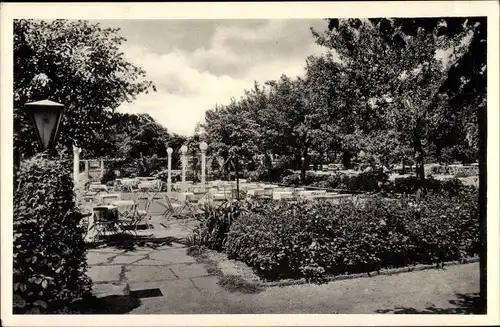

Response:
(23, 99), (65, 156)
(199, 142), (208, 192)
(301, 156), (305, 183)
(180, 145), (188, 192)
(167, 147), (173, 194)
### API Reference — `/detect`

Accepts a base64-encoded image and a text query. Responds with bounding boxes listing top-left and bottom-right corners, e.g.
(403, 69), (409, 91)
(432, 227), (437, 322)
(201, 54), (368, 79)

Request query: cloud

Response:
(115, 19), (328, 136)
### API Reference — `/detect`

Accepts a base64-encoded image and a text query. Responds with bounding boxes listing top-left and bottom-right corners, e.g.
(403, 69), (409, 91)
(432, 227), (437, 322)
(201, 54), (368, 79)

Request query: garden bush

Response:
(186, 200), (255, 251)
(387, 176), (473, 196)
(247, 165), (295, 183)
(13, 155), (92, 313)
(225, 190), (479, 283)
(282, 170), (388, 193)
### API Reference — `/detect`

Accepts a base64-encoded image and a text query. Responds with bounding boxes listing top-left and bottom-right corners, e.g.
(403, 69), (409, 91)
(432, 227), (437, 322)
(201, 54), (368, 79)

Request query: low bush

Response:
(247, 165), (295, 183)
(186, 200), (255, 251)
(14, 155), (92, 313)
(225, 190), (479, 283)
(388, 176), (473, 197)
(283, 170), (388, 193)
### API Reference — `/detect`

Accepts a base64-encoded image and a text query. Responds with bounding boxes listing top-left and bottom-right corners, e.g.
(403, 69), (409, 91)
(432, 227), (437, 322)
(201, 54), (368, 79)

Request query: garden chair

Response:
(157, 194), (184, 219)
(88, 205), (120, 240)
(118, 200), (152, 235)
(135, 181), (154, 200)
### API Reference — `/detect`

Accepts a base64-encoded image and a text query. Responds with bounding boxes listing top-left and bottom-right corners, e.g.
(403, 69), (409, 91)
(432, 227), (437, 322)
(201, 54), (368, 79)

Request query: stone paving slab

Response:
(169, 263), (211, 279)
(190, 275), (222, 292)
(88, 265), (122, 283)
(89, 247), (127, 254)
(87, 252), (114, 266)
(110, 255), (147, 265)
(130, 258), (166, 266)
(121, 249), (154, 256)
(93, 283), (127, 298)
(148, 248), (197, 264)
(155, 242), (186, 249)
(125, 265), (177, 282)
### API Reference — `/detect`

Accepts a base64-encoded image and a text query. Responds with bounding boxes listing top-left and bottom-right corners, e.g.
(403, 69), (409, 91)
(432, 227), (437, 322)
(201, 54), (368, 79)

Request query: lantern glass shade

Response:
(199, 141), (208, 151)
(180, 145), (188, 154)
(24, 100), (65, 151)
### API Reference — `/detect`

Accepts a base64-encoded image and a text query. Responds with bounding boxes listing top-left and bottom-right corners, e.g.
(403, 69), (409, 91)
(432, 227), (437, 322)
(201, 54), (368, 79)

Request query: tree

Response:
(320, 17), (486, 309)
(14, 19), (155, 158)
(111, 113), (170, 159)
(203, 99), (260, 176)
(312, 18), (471, 186)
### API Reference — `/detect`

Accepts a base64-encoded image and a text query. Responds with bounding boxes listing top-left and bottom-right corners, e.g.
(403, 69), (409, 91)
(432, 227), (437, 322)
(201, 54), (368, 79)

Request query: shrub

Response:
(281, 172), (331, 187)
(225, 190), (479, 283)
(247, 165), (294, 183)
(186, 200), (254, 251)
(13, 155), (92, 313)
(341, 171), (389, 192)
(388, 176), (473, 197)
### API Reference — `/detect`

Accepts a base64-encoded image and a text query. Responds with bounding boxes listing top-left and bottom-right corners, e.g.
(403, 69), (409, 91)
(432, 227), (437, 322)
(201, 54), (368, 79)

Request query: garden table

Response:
(136, 181), (157, 200)
(89, 205), (120, 239)
(177, 192), (195, 202)
(211, 193), (230, 201)
(247, 189), (266, 197)
(89, 184), (108, 197)
(98, 193), (121, 205)
(111, 199), (142, 234)
(298, 190), (327, 198)
(272, 191), (294, 200)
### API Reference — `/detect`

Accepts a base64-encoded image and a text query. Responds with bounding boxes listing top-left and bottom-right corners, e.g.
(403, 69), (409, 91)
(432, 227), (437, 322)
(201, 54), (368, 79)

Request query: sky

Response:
(93, 19), (329, 136)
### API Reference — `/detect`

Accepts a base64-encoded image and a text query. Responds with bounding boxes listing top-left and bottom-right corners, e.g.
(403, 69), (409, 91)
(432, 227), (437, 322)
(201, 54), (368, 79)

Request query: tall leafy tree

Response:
(312, 18), (471, 184)
(14, 19), (155, 158)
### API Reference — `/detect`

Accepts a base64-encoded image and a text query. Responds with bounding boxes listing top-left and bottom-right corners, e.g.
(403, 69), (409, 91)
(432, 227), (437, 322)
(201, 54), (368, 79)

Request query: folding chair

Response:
(149, 180), (163, 201)
(157, 194), (183, 219)
(88, 205), (120, 240)
(118, 200), (152, 235)
(135, 182), (152, 200)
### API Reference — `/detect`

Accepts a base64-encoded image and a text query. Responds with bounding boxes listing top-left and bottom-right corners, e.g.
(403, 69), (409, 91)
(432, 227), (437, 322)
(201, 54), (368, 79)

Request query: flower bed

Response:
(225, 190), (479, 283)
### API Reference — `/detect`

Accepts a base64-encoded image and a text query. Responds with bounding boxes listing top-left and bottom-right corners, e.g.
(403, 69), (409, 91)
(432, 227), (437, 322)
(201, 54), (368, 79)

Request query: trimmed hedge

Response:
(13, 156), (92, 313)
(281, 171), (474, 196)
(225, 190), (479, 283)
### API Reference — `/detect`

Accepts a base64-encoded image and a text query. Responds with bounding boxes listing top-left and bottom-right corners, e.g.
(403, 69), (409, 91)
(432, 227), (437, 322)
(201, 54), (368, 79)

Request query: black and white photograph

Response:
(1, 1), (499, 326)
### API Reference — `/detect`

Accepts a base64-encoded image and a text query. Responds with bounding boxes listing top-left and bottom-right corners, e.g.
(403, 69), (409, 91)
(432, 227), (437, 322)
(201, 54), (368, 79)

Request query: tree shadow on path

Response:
(375, 292), (486, 314)
(75, 294), (142, 314)
(86, 234), (184, 251)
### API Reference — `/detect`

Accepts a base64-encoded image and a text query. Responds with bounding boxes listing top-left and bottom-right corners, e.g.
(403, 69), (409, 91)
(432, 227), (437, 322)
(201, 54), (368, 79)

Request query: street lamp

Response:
(24, 99), (65, 153)
(199, 142), (208, 191)
(180, 145), (188, 191)
(301, 156), (306, 183)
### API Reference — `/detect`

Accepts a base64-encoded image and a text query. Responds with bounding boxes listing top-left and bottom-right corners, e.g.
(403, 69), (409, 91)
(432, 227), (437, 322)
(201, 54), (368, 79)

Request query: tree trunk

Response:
(342, 151), (352, 169)
(413, 129), (425, 190)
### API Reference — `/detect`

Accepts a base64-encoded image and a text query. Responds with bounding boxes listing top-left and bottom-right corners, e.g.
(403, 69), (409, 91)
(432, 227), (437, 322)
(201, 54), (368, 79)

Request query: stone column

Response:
(167, 147), (173, 194)
(73, 145), (81, 191)
(180, 145), (188, 192)
(84, 160), (89, 180)
(100, 160), (105, 180)
(199, 142), (208, 191)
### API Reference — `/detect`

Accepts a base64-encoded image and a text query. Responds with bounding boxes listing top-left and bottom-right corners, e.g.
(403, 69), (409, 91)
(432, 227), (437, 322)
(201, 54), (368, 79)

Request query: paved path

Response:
(86, 242), (480, 314)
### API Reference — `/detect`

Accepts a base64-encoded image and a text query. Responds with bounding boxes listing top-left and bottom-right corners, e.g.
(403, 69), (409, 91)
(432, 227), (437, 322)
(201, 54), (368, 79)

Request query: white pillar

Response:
(199, 142), (208, 191)
(100, 160), (105, 180)
(180, 145), (188, 192)
(167, 147), (173, 194)
(73, 145), (81, 191)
